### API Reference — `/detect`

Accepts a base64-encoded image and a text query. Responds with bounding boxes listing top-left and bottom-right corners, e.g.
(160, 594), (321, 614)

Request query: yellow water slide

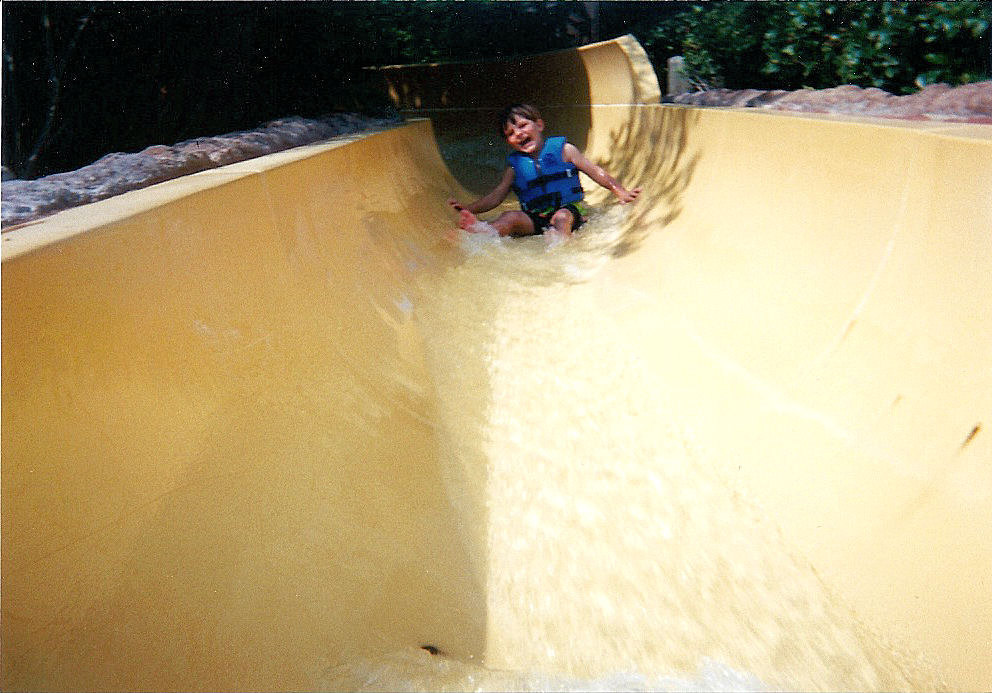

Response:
(3, 36), (990, 691)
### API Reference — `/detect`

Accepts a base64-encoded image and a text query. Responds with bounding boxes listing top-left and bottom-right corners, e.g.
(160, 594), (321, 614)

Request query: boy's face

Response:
(503, 115), (545, 156)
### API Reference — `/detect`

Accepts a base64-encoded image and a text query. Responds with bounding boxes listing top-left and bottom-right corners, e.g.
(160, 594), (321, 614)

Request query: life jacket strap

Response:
(522, 186), (584, 214)
(527, 168), (576, 190)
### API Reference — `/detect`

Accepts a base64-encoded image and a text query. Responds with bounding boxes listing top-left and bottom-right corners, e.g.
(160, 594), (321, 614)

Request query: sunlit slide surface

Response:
(3, 36), (990, 691)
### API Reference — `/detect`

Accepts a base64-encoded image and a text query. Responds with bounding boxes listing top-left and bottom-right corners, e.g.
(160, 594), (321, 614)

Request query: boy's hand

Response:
(614, 186), (642, 204)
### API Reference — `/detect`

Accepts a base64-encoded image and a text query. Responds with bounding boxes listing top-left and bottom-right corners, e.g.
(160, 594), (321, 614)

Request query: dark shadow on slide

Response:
(596, 105), (701, 258)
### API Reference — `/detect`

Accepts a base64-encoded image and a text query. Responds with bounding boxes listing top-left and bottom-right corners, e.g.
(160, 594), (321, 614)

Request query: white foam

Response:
(321, 649), (769, 692)
(408, 201), (935, 692)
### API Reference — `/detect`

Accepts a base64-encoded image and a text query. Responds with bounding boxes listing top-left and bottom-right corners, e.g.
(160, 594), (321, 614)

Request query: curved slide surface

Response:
(3, 37), (990, 691)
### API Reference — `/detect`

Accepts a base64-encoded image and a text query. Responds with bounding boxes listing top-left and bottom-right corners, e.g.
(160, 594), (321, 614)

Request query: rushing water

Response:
(323, 208), (940, 692)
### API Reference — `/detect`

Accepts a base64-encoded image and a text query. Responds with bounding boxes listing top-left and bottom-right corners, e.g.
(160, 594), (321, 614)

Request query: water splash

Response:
(383, 203), (943, 692)
(321, 647), (767, 692)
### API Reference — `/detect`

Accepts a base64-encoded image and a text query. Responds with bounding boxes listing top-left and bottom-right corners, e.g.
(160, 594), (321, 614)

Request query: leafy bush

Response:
(643, 1), (991, 93)
(1, 1), (602, 177)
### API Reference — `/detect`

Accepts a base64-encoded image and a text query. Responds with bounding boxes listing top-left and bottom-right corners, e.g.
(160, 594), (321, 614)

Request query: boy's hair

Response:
(498, 103), (542, 136)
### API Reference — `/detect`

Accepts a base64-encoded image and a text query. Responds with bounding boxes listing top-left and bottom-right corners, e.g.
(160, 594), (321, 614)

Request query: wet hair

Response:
(498, 103), (542, 137)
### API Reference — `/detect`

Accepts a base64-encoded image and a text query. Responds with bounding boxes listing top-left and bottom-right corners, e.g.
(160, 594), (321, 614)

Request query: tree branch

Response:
(22, 6), (93, 178)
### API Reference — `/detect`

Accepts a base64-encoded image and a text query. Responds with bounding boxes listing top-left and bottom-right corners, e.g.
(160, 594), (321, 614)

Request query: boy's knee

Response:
(493, 211), (534, 236)
(551, 208), (575, 228)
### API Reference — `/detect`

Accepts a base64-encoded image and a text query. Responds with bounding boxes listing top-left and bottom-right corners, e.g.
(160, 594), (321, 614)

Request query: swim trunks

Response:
(524, 202), (588, 234)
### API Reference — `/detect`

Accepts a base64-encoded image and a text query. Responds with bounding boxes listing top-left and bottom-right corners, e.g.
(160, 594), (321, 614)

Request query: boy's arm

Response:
(448, 168), (515, 214)
(563, 143), (641, 204)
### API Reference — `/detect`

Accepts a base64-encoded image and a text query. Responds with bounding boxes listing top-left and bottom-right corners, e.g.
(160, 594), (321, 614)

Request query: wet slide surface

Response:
(3, 37), (991, 691)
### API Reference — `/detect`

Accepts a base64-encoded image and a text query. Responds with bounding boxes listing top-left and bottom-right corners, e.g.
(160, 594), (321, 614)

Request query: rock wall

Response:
(668, 81), (992, 123)
(1, 113), (399, 229)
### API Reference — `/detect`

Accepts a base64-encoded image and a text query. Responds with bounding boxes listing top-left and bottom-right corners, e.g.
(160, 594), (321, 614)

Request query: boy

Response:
(448, 103), (641, 238)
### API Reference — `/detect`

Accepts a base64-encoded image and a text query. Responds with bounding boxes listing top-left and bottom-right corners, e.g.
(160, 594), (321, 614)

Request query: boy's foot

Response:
(458, 209), (479, 229)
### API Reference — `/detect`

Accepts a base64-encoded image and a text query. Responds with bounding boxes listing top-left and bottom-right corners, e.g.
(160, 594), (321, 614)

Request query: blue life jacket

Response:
(507, 136), (584, 214)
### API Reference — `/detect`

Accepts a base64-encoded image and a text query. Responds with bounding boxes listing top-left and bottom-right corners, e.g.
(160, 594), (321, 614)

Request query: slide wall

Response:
(3, 36), (990, 690)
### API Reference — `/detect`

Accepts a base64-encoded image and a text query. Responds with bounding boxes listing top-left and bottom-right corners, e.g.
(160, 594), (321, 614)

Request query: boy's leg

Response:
(549, 207), (576, 236)
(496, 211), (538, 237)
(459, 209), (535, 237)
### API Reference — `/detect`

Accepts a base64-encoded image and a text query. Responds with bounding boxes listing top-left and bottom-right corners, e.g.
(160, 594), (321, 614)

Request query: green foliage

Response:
(643, 3), (777, 89)
(643, 1), (991, 93)
(1, 1), (604, 177)
(5, 1), (987, 178)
